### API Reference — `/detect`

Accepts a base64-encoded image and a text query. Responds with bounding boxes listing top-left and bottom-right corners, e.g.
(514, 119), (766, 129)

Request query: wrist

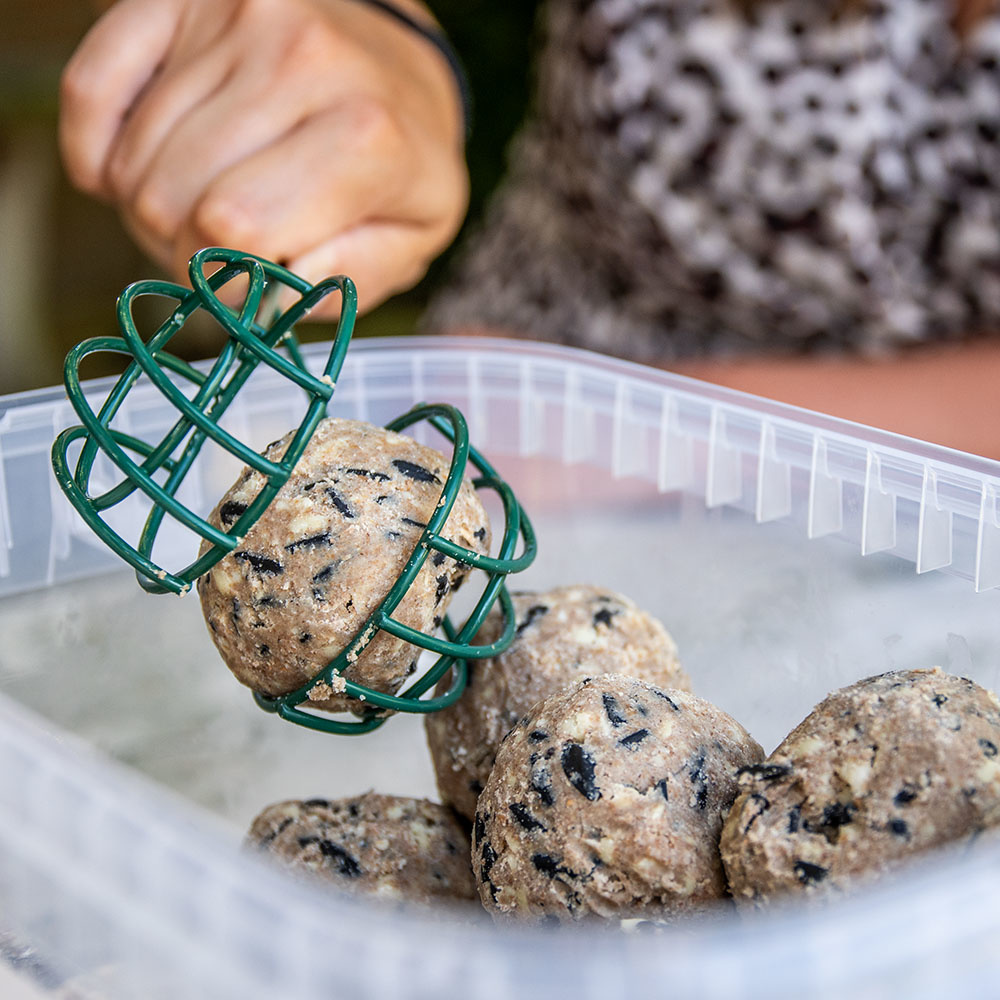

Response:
(337, 0), (471, 140)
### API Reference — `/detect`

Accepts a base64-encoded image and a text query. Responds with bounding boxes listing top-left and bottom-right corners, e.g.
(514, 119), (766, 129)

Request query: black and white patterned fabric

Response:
(424, 0), (1000, 363)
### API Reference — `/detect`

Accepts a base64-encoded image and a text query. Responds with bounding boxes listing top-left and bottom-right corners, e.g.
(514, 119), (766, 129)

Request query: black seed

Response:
(345, 598), (353, 612)
(231, 598), (241, 633)
(406, 660), (418, 676)
(688, 749), (709, 810)
(234, 551), (283, 575)
(257, 644), (270, 657)
(788, 805), (802, 834)
(315, 839), (362, 878)
(473, 813), (486, 845)
(432, 551), (447, 566)
(529, 730), (549, 743)
(979, 739), (998, 758)
(530, 764), (555, 806)
(401, 517), (427, 529)
(509, 803), (546, 831)
(392, 459), (441, 484)
(312, 563), (340, 583)
(888, 818), (909, 837)
(303, 798), (330, 809)
(531, 854), (564, 878)
(299, 632), (312, 643)
(432, 615), (442, 628)
(561, 743), (601, 801)
(219, 500), (248, 526)
(793, 861), (828, 885)
(348, 803), (360, 817)
(652, 689), (681, 711)
(743, 793), (770, 834)
(820, 801), (856, 830)
(739, 763), (793, 782)
(474, 526), (488, 541)
(894, 786), (917, 807)
(285, 532), (331, 552)
(515, 604), (549, 637)
(257, 816), (294, 847)
(480, 842), (497, 879)
(325, 488), (354, 519)
(375, 494), (389, 504)
(618, 729), (649, 749)
(346, 467), (389, 482)
(255, 594), (282, 609)
(593, 607), (618, 629)
(602, 694), (627, 727)
(435, 574), (450, 603)
(802, 801), (856, 843)
(656, 778), (669, 801)
(385, 530), (401, 541)
(932, 694), (948, 707)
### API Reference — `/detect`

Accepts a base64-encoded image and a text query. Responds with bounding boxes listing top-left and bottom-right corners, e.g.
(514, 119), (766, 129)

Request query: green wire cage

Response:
(51, 247), (536, 734)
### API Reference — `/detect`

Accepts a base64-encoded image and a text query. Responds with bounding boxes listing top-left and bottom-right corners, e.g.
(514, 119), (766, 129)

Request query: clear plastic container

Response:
(1, 337), (999, 999)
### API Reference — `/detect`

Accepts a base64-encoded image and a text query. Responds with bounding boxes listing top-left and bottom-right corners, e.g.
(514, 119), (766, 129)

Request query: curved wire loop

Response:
(51, 248), (357, 594)
(253, 403), (537, 735)
(50, 249), (537, 733)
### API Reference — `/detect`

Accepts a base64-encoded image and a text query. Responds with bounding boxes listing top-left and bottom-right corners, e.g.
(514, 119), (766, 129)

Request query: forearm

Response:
(672, 338), (1000, 460)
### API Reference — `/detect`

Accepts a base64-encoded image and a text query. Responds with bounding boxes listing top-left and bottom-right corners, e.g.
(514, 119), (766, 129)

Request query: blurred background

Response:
(0, 0), (538, 396)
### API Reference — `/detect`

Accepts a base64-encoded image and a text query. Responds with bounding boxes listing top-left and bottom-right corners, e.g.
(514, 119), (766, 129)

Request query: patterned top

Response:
(423, 0), (1000, 364)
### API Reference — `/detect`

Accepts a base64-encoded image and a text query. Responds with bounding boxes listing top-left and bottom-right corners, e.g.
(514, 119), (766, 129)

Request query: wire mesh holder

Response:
(254, 402), (537, 735)
(49, 248), (537, 733)
(51, 247), (356, 595)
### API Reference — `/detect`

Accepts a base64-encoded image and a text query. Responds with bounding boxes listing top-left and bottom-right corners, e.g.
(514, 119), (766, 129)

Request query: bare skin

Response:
(451, 326), (1000, 460)
(59, 0), (1000, 460)
(673, 339), (1000, 460)
(59, 0), (467, 315)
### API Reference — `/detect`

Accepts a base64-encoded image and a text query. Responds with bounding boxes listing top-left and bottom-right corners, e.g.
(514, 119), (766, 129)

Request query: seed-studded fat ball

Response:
(472, 674), (763, 923)
(721, 667), (1000, 909)
(426, 585), (690, 820)
(246, 793), (476, 905)
(198, 418), (490, 713)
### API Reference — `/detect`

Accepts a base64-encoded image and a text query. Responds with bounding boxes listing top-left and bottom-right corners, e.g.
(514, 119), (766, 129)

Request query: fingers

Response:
(170, 101), (420, 271)
(59, 0), (182, 197)
(102, 35), (237, 207)
(60, 0), (470, 310)
(285, 219), (457, 316)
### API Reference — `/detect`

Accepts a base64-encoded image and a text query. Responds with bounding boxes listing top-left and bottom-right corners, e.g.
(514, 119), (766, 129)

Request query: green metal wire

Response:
(50, 247), (537, 734)
(52, 248), (354, 594)
(253, 401), (537, 735)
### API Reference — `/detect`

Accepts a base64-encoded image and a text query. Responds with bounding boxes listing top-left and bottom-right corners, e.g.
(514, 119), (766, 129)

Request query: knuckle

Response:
(251, 0), (347, 74)
(346, 96), (398, 151)
(193, 189), (257, 247)
(283, 20), (343, 70)
(104, 149), (134, 197)
(131, 182), (177, 243)
(59, 59), (90, 111)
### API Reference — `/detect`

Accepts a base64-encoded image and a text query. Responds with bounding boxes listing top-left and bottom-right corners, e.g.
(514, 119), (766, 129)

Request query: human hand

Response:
(59, 0), (469, 315)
